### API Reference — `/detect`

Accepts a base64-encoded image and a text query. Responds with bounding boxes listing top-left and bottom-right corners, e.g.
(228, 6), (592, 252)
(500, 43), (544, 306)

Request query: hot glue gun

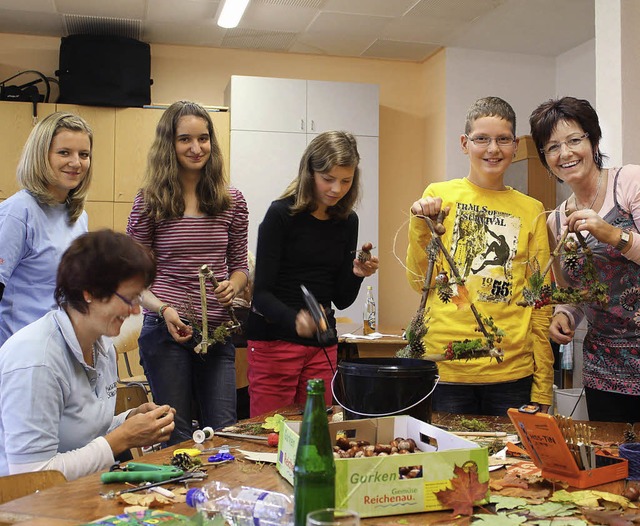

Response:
(300, 284), (336, 346)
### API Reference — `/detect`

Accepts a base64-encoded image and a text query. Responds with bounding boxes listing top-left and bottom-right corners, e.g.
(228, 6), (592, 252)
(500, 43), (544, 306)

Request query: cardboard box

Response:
(277, 415), (489, 518)
(508, 408), (628, 488)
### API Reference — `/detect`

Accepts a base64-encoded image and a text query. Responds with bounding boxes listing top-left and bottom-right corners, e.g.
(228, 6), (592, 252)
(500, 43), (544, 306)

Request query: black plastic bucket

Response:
(332, 358), (439, 423)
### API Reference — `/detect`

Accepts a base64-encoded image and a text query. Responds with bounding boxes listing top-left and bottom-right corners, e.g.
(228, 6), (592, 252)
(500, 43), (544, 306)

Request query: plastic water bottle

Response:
(186, 480), (293, 525)
(363, 285), (376, 335)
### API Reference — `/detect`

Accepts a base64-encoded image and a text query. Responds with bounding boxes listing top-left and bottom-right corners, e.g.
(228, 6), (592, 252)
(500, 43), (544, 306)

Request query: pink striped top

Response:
(127, 188), (249, 327)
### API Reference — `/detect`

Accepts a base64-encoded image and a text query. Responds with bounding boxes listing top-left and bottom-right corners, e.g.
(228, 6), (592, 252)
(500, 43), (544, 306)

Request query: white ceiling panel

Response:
(0, 9), (63, 36)
(307, 12), (391, 37)
(55, 0), (146, 19)
(147, 0), (219, 23)
(295, 32), (375, 57)
(0, 0), (595, 62)
(242, 3), (318, 32)
(1, 0), (56, 13)
(363, 39), (441, 61)
(322, 0), (418, 17)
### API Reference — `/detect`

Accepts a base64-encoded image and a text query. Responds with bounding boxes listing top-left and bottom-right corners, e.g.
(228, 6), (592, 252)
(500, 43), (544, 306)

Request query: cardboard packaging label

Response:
(277, 415), (490, 518)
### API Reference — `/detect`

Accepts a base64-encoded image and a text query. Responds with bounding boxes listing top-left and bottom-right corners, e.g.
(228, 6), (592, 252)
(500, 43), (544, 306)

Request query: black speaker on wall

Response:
(56, 34), (152, 107)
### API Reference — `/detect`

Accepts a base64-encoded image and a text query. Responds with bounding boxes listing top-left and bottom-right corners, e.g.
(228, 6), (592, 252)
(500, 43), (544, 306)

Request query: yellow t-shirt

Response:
(406, 178), (554, 405)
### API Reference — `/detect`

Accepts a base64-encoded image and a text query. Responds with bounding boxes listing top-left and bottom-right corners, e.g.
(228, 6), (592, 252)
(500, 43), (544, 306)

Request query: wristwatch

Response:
(616, 229), (631, 251)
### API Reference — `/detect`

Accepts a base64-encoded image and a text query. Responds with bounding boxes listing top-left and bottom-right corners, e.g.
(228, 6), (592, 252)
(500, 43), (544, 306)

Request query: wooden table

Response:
(0, 411), (636, 525)
(337, 323), (407, 359)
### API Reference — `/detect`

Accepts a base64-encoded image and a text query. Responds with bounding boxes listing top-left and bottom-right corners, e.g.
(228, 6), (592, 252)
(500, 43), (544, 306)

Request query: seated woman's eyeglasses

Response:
(541, 133), (589, 156)
(113, 292), (143, 308)
(465, 135), (516, 147)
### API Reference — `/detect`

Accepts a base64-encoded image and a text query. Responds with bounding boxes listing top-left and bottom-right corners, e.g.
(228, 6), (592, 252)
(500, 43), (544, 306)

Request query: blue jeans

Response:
(432, 376), (533, 417)
(138, 315), (237, 445)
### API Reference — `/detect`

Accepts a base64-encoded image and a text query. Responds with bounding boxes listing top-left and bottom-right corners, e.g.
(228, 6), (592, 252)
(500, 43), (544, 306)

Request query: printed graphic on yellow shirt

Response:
(450, 203), (520, 303)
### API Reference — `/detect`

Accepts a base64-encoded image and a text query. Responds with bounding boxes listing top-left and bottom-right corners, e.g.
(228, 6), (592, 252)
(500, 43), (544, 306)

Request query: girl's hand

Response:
(214, 279), (237, 307)
(163, 307), (193, 343)
(353, 242), (379, 277)
(295, 309), (316, 339)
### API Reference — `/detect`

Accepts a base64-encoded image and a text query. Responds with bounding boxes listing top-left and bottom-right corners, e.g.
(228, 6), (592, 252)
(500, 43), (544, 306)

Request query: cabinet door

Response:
(56, 104), (115, 202)
(85, 201), (114, 230)
(0, 102), (56, 199)
(307, 81), (379, 137)
(114, 107), (164, 203)
(114, 108), (230, 203)
(229, 76), (306, 133)
(229, 130), (307, 254)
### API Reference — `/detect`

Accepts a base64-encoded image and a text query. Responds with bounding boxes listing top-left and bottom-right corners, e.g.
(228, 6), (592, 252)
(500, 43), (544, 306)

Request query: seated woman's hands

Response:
(109, 404), (176, 454)
(353, 242), (379, 278)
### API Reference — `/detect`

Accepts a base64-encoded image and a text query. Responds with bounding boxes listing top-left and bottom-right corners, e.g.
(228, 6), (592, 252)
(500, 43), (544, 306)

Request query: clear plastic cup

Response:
(306, 508), (360, 526)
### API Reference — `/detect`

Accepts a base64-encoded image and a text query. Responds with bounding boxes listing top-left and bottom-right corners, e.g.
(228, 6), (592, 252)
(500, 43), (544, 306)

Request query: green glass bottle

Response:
(293, 379), (336, 526)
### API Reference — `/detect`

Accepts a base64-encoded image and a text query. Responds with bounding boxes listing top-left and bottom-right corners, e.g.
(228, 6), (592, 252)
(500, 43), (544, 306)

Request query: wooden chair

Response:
(0, 470), (67, 504)
(112, 313), (149, 393)
(115, 383), (150, 414)
(115, 383), (150, 458)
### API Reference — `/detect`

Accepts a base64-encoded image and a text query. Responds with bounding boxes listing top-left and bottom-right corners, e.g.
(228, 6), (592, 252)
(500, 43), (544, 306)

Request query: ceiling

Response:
(0, 0), (595, 62)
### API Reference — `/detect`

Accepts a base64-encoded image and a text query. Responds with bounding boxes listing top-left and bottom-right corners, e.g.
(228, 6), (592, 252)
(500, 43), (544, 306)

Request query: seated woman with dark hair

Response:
(0, 230), (176, 481)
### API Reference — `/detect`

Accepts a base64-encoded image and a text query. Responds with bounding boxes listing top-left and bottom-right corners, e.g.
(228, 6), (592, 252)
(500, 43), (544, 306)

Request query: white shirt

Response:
(0, 309), (128, 480)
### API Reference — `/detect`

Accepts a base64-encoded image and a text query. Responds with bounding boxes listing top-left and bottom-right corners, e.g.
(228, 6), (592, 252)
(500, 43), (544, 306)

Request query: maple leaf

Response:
(435, 464), (489, 516)
(262, 414), (286, 433)
(581, 508), (640, 526)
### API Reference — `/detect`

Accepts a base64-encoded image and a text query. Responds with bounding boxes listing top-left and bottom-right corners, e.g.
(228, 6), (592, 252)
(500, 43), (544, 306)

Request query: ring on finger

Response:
(581, 218), (587, 225)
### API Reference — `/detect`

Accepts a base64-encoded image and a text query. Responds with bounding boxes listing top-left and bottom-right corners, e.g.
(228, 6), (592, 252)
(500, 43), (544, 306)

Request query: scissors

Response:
(100, 462), (183, 484)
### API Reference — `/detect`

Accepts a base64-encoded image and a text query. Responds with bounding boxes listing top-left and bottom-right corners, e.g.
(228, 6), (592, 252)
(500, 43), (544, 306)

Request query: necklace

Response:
(573, 170), (603, 211)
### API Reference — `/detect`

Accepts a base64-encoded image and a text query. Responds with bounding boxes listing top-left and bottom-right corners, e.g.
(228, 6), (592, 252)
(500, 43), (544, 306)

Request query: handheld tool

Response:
(100, 462), (183, 484)
(300, 284), (336, 346)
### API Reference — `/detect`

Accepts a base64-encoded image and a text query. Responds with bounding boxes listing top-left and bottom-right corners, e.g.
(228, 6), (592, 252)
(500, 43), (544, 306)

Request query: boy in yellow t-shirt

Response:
(406, 96), (553, 416)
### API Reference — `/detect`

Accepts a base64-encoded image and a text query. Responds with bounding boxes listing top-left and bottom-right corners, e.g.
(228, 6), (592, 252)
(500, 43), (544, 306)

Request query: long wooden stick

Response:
(422, 216), (489, 338)
(198, 266), (211, 355)
(200, 264), (240, 328)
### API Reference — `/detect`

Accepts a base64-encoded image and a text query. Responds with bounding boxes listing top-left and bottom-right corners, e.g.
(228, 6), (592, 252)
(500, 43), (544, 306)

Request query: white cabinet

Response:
(226, 75), (379, 322)
(226, 76), (379, 137)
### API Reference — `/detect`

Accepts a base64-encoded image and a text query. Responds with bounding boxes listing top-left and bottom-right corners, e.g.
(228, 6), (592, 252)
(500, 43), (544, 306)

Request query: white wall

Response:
(555, 38), (597, 206)
(555, 39), (596, 102)
(445, 47), (556, 183)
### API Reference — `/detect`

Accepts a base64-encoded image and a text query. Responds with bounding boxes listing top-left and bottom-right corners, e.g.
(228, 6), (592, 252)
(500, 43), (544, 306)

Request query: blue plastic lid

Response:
(186, 487), (205, 508)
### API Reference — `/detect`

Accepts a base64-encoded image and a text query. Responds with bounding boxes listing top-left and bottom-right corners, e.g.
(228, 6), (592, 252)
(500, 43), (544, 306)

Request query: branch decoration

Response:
(398, 213), (505, 363)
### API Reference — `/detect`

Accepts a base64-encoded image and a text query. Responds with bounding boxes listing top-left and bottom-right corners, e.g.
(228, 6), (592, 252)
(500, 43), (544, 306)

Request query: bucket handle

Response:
(331, 368), (440, 418)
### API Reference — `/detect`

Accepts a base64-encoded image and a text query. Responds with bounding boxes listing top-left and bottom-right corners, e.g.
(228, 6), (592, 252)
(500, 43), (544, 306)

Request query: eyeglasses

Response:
(114, 292), (143, 308)
(541, 133), (589, 157)
(465, 134), (516, 147)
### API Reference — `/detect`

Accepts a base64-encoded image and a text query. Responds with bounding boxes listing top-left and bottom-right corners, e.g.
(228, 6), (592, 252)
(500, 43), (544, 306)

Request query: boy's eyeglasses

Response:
(465, 135), (516, 147)
(541, 133), (589, 157)
(114, 292), (143, 308)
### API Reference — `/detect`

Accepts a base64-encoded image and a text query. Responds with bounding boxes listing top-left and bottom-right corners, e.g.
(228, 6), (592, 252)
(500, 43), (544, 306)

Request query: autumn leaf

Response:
(581, 508), (640, 526)
(551, 489), (632, 509)
(472, 513), (526, 525)
(435, 464), (489, 516)
(262, 414), (286, 433)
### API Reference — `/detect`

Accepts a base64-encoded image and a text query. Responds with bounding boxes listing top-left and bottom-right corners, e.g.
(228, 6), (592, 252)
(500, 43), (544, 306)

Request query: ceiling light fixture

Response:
(216, 0), (250, 29)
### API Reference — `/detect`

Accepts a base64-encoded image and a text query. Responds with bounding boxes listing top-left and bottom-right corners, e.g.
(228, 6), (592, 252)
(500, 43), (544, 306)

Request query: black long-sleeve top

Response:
(246, 196), (363, 346)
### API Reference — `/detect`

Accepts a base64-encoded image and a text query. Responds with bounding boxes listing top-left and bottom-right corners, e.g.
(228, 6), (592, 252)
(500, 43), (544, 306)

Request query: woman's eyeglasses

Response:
(113, 292), (143, 308)
(541, 133), (589, 157)
(465, 135), (516, 147)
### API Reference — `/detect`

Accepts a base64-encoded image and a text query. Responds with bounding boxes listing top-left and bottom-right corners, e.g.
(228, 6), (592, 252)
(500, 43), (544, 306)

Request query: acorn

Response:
(623, 486), (640, 502)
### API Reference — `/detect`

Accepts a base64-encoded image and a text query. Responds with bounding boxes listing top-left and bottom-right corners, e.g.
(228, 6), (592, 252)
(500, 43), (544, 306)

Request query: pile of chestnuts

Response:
(333, 436), (420, 459)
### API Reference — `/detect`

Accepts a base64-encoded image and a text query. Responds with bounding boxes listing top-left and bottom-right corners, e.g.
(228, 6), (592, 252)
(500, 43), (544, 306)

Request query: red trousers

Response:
(247, 339), (336, 417)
